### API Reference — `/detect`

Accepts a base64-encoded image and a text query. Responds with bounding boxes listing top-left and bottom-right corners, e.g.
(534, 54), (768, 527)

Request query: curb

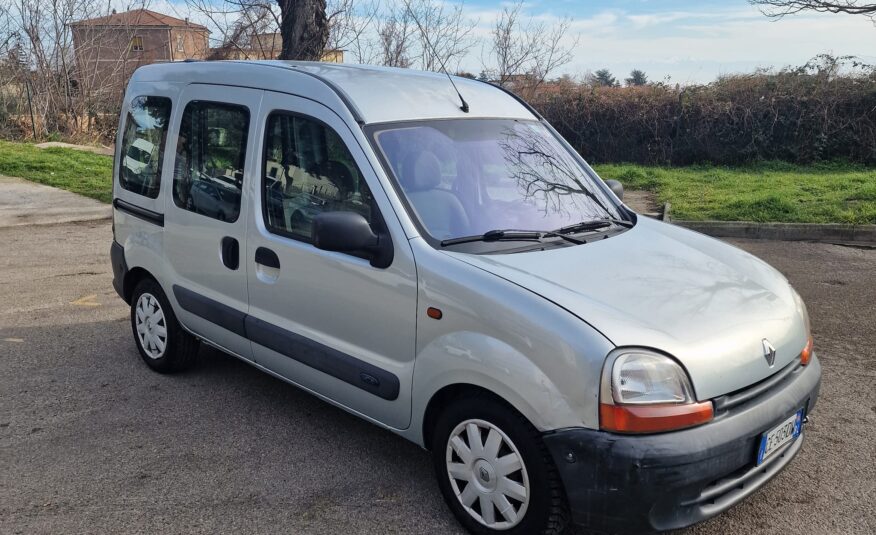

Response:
(671, 220), (876, 246)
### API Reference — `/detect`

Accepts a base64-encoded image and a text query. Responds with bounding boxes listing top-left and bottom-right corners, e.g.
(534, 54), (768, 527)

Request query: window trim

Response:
(171, 99), (251, 224)
(117, 95), (172, 200)
(176, 34), (185, 53)
(259, 109), (385, 250)
(131, 36), (144, 52)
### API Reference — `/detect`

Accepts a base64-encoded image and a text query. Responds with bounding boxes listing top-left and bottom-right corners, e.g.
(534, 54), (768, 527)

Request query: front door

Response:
(164, 85), (263, 359)
(245, 92), (418, 429)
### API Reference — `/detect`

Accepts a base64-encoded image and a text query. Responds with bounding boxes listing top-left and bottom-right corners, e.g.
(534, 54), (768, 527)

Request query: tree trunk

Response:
(277, 0), (328, 61)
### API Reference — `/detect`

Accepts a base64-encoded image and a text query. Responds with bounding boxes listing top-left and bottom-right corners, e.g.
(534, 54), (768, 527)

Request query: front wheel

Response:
(431, 395), (570, 535)
(130, 278), (199, 373)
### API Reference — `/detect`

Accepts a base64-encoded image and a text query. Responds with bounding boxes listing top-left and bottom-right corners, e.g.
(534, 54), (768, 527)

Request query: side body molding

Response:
(173, 285), (247, 337)
(172, 285), (399, 401)
(245, 316), (400, 400)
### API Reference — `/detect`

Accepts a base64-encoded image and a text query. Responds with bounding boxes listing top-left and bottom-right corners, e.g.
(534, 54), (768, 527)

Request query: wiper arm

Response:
(553, 217), (633, 235)
(441, 229), (585, 247)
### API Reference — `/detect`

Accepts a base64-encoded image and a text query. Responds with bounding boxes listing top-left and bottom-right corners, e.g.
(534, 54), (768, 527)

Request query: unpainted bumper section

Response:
(110, 241), (128, 302)
(544, 356), (821, 533)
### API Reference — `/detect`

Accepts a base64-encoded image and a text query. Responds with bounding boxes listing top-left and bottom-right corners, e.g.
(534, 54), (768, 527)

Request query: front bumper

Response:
(544, 355), (821, 534)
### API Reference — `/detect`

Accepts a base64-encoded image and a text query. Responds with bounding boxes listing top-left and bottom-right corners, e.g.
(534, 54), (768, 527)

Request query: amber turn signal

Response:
(426, 307), (443, 320)
(800, 336), (813, 366)
(599, 401), (714, 434)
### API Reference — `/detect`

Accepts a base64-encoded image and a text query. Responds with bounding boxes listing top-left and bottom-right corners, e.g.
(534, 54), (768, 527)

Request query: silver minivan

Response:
(110, 61), (820, 534)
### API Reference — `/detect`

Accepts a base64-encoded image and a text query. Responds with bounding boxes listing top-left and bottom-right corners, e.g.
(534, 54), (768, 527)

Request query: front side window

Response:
(262, 113), (374, 241)
(173, 101), (249, 222)
(118, 96), (171, 198)
(371, 119), (625, 243)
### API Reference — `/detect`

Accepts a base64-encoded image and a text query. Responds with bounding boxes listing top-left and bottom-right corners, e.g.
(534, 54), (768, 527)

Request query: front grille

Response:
(682, 431), (804, 515)
(713, 357), (802, 413)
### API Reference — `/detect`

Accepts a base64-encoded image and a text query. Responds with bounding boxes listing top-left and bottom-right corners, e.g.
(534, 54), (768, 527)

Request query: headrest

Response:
(400, 152), (443, 192)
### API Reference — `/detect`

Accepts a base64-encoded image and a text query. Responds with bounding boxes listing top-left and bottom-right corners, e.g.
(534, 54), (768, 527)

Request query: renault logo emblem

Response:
(479, 466), (490, 482)
(762, 339), (777, 367)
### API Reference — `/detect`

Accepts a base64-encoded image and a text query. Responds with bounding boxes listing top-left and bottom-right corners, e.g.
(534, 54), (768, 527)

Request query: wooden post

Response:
(25, 78), (37, 139)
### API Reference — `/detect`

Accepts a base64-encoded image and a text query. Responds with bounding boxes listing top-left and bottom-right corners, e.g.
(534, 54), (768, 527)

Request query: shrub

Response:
(534, 58), (876, 165)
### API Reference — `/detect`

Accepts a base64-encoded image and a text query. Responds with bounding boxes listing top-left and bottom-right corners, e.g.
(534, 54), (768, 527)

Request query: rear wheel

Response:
(130, 278), (199, 373)
(431, 395), (570, 535)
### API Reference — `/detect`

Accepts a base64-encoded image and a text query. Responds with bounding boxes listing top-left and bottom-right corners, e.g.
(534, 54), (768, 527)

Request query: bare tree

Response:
(485, 0), (577, 97)
(377, 3), (414, 67)
(188, 0), (479, 71)
(326, 0), (380, 64)
(0, 0), (151, 139)
(749, 1), (876, 17)
(189, 0), (328, 60)
(198, 2), (280, 60)
(404, 0), (476, 72)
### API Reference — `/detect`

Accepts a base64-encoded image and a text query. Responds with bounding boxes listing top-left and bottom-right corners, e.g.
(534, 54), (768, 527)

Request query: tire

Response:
(431, 394), (570, 535)
(130, 278), (200, 373)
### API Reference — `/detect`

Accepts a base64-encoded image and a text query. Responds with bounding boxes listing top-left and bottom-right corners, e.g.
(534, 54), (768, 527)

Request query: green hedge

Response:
(535, 66), (876, 165)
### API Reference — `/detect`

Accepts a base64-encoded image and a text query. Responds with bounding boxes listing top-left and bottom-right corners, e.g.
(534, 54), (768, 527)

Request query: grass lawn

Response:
(0, 140), (113, 203)
(595, 161), (876, 225)
(0, 141), (874, 224)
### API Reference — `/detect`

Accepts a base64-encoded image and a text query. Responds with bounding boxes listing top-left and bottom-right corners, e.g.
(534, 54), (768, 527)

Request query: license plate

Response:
(757, 409), (803, 465)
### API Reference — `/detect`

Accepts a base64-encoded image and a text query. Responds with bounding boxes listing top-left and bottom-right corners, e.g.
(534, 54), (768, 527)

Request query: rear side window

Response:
(118, 96), (172, 198)
(173, 101), (249, 223)
(262, 112), (374, 241)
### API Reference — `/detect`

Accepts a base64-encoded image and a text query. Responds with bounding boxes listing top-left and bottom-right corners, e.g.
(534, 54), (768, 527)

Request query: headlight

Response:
(600, 350), (713, 434)
(611, 352), (694, 404)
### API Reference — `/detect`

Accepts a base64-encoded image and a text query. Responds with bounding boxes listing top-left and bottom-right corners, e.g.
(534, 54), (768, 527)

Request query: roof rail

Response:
(225, 61), (366, 125)
(475, 79), (543, 121)
(288, 65), (366, 125)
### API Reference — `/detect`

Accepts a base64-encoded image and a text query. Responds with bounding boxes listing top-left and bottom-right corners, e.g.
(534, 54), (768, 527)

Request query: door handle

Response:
(221, 237), (239, 270)
(255, 247), (280, 269)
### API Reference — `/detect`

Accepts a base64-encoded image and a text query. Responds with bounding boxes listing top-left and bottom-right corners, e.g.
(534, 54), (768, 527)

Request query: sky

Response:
(149, 0), (876, 84)
(458, 0), (876, 83)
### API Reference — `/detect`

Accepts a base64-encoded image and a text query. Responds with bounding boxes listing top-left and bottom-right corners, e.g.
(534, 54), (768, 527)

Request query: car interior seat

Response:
(399, 152), (470, 239)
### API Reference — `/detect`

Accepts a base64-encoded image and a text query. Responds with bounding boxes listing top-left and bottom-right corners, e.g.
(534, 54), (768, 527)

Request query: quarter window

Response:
(118, 96), (171, 198)
(173, 101), (249, 223)
(263, 113), (374, 241)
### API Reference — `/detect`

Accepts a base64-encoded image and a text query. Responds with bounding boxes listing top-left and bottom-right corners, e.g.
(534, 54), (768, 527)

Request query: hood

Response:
(446, 218), (808, 400)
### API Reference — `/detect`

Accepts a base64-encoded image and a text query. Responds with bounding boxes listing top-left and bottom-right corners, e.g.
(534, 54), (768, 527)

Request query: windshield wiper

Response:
(553, 217), (633, 235)
(441, 228), (585, 247)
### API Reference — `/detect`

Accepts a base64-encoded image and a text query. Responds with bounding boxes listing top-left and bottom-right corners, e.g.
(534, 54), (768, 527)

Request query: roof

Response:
(71, 9), (208, 31)
(128, 61), (535, 125)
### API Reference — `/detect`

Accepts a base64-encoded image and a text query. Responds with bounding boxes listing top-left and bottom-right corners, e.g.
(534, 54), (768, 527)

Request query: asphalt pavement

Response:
(1, 220), (874, 534)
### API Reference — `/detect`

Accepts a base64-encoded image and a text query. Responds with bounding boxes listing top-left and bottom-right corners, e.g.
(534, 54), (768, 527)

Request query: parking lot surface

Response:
(1, 220), (874, 534)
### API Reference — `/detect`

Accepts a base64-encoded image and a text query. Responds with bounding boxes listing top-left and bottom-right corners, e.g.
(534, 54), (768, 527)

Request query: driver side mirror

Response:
(604, 179), (624, 201)
(312, 211), (393, 268)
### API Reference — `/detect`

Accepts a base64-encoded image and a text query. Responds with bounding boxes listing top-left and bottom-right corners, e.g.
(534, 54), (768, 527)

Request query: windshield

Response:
(371, 119), (624, 243)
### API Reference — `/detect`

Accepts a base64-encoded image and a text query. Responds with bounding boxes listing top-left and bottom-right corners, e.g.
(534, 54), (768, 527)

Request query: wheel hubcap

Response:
(446, 419), (530, 530)
(135, 293), (167, 359)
